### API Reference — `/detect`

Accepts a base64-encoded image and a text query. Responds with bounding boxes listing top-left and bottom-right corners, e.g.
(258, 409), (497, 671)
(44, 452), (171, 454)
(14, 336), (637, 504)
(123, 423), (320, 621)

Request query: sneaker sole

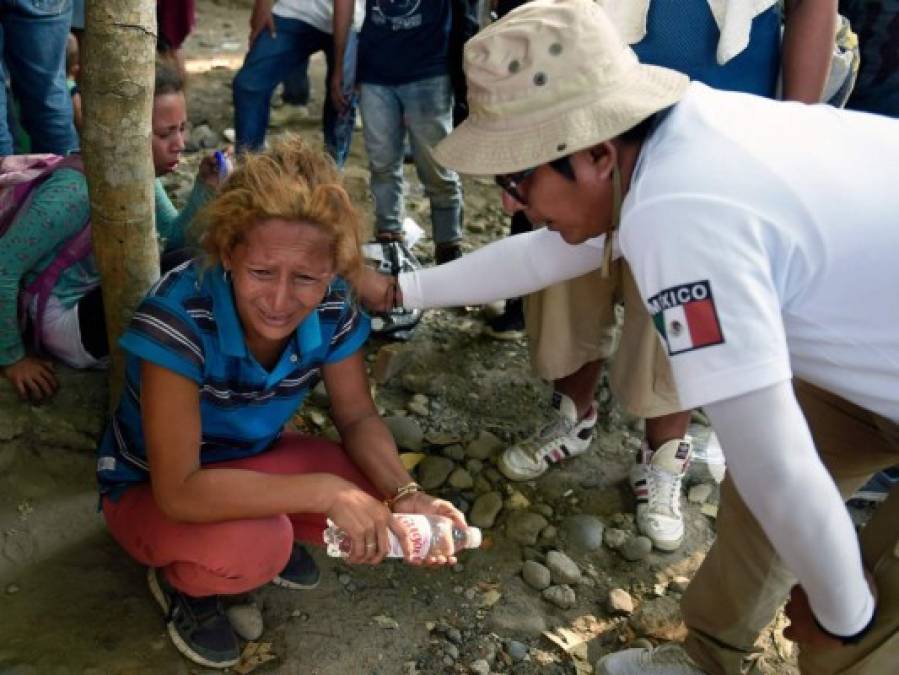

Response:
(483, 327), (525, 341)
(272, 573), (320, 591)
(147, 568), (240, 670)
(497, 452), (549, 481)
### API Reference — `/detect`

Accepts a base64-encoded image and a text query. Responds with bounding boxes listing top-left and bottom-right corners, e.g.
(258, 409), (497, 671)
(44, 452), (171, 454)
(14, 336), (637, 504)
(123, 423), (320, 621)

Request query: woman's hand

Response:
(198, 149), (233, 190)
(2, 355), (58, 402)
(392, 492), (468, 566)
(327, 480), (394, 565)
(355, 266), (400, 313)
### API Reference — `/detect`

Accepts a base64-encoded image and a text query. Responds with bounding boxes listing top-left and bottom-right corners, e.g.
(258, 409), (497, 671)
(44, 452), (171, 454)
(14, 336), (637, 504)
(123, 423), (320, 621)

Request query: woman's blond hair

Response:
(198, 135), (362, 283)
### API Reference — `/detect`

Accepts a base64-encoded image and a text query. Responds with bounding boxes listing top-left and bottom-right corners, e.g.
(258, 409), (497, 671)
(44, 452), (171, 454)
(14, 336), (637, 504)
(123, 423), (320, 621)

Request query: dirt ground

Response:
(0, 2), (802, 673)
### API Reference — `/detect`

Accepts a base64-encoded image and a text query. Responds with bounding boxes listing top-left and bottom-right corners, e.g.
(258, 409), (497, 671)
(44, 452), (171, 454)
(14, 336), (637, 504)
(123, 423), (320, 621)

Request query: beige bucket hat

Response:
(434, 0), (689, 176)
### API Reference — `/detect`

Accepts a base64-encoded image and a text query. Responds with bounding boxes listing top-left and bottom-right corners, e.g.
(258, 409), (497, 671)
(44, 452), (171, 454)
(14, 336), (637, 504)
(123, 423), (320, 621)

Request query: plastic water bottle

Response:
(323, 514), (482, 561)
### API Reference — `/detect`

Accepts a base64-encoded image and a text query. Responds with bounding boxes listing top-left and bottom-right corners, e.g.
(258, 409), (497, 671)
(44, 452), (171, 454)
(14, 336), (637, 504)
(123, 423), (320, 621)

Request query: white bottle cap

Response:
(465, 527), (482, 549)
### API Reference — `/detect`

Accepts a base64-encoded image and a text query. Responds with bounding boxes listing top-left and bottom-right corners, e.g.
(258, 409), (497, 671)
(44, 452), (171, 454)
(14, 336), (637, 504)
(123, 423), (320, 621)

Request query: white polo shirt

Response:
(620, 82), (899, 424)
(274, 0), (366, 33)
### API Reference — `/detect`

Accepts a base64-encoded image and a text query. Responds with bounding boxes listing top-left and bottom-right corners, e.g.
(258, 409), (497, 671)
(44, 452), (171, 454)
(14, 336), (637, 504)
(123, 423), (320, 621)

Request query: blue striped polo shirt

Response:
(96, 259), (370, 498)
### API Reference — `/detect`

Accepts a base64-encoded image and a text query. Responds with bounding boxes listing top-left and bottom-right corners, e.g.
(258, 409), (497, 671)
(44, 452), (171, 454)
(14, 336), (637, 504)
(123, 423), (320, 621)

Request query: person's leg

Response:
(233, 16), (329, 152)
(401, 75), (464, 248)
(281, 57), (311, 106)
(322, 30), (358, 168)
(497, 265), (619, 481)
(359, 82), (406, 239)
(681, 380), (899, 675)
(4, 0), (78, 155)
(613, 263), (691, 551)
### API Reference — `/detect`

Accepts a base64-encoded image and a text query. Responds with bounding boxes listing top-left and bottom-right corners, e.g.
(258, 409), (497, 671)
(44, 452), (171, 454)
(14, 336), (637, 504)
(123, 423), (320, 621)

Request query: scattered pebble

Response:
(561, 514), (605, 552)
(542, 584), (577, 609)
(465, 430), (505, 460)
(226, 603), (264, 641)
(506, 511), (549, 546)
(620, 535), (653, 562)
(469, 659), (490, 674)
(603, 528), (629, 550)
(546, 550), (581, 585)
(469, 492), (503, 528)
(506, 639), (529, 662)
(6, 583), (20, 595)
(407, 394), (430, 416)
(448, 467), (475, 490)
(417, 456), (455, 490)
(667, 576), (691, 594)
(608, 588), (634, 615)
(521, 560), (551, 591)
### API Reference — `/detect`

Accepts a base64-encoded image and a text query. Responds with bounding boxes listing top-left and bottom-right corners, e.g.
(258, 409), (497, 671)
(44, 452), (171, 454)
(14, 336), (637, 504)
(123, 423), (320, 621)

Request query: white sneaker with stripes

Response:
(630, 438), (691, 551)
(596, 643), (707, 675)
(498, 391), (597, 481)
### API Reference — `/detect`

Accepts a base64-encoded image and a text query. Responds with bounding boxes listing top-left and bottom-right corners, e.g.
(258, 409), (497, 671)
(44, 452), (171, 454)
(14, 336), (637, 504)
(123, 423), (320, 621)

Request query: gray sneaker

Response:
(596, 644), (707, 675)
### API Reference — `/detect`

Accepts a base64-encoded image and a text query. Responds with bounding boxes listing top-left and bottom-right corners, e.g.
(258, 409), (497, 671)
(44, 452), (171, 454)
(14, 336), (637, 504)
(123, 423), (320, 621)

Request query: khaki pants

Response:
(523, 261), (681, 419)
(683, 381), (899, 675)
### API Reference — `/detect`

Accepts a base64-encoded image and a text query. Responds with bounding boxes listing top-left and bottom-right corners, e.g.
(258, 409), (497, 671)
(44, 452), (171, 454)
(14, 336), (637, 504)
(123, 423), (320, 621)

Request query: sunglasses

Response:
(494, 156), (574, 206)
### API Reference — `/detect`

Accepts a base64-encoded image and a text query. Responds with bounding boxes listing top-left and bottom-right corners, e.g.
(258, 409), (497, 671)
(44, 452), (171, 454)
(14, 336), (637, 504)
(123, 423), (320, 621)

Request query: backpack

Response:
(0, 153), (93, 352)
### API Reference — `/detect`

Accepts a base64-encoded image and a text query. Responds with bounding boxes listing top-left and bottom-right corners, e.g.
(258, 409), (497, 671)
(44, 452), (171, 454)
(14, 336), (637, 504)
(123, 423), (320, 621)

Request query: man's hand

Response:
(329, 70), (350, 116)
(354, 266), (399, 313)
(249, 0), (276, 47)
(785, 570), (877, 647)
(2, 356), (59, 402)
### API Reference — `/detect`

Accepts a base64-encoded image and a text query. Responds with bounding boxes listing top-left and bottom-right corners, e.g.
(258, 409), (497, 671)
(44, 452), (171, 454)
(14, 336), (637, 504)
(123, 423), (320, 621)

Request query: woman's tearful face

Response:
(224, 218), (336, 359)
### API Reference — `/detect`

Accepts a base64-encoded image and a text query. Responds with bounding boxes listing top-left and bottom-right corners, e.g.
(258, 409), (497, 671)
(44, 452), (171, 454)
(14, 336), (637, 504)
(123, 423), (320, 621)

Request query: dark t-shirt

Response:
(357, 0), (452, 86)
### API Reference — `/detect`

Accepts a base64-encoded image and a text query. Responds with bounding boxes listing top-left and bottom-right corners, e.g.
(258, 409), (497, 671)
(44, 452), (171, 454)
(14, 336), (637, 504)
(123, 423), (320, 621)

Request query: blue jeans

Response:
(0, 0), (78, 155)
(359, 75), (463, 245)
(232, 15), (357, 168)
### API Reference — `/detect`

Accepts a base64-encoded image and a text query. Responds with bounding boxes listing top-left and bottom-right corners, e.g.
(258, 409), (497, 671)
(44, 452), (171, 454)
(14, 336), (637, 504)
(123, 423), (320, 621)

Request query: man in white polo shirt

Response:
(394, 0), (897, 672)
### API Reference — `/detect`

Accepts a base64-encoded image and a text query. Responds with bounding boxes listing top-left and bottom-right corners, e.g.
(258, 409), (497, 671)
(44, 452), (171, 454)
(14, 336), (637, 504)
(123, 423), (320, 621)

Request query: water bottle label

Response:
(393, 514), (433, 560)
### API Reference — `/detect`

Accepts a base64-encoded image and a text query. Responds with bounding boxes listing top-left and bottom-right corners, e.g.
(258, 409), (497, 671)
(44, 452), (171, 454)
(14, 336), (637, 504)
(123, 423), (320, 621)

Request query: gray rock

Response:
(667, 576), (691, 594)
(407, 394), (430, 416)
(442, 655), (455, 667)
(542, 584), (577, 609)
(688, 483), (714, 504)
(505, 511), (549, 545)
(448, 468), (474, 490)
(521, 560), (551, 590)
(487, 595), (547, 637)
(629, 596), (687, 641)
(445, 627), (463, 644)
(442, 444), (467, 462)
(538, 525), (557, 545)
(473, 476), (493, 495)
(532, 503), (554, 518)
(561, 514), (605, 552)
(608, 588), (634, 615)
(546, 550), (581, 585)
(469, 492), (503, 528)
(444, 643), (460, 660)
(469, 659), (490, 675)
(465, 430), (505, 460)
(506, 640), (529, 662)
(483, 467), (504, 485)
(620, 535), (653, 562)
(225, 603), (264, 641)
(189, 123), (219, 149)
(417, 456), (456, 490)
(465, 458), (484, 474)
(384, 416), (424, 450)
(603, 528), (629, 550)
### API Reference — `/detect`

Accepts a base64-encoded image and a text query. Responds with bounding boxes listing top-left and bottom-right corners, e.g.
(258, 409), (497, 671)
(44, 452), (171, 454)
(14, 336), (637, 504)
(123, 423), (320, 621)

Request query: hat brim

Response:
(435, 64), (689, 176)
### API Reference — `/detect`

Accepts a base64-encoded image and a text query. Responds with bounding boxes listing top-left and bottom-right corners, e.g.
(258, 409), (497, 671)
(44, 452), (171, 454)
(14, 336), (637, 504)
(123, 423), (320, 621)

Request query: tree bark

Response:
(81, 0), (158, 408)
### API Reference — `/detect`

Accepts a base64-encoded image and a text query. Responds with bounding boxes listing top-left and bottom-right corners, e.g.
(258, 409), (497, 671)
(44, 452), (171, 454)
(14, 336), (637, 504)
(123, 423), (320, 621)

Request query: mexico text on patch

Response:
(648, 280), (724, 355)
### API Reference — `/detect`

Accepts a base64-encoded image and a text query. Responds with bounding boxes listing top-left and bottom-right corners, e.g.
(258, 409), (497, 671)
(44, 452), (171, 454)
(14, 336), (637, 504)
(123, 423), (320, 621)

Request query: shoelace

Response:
(647, 466), (683, 518)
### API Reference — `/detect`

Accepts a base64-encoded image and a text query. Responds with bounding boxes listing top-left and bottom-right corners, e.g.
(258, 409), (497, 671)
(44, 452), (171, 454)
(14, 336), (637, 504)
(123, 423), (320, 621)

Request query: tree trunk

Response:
(81, 0), (158, 408)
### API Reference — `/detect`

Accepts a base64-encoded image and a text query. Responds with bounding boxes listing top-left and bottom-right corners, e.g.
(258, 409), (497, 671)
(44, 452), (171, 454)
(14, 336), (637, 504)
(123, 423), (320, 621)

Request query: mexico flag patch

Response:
(648, 280), (724, 355)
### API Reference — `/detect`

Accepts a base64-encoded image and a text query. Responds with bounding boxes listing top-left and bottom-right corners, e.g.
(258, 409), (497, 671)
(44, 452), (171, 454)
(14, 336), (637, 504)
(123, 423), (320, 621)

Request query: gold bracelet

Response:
(384, 481), (422, 509)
